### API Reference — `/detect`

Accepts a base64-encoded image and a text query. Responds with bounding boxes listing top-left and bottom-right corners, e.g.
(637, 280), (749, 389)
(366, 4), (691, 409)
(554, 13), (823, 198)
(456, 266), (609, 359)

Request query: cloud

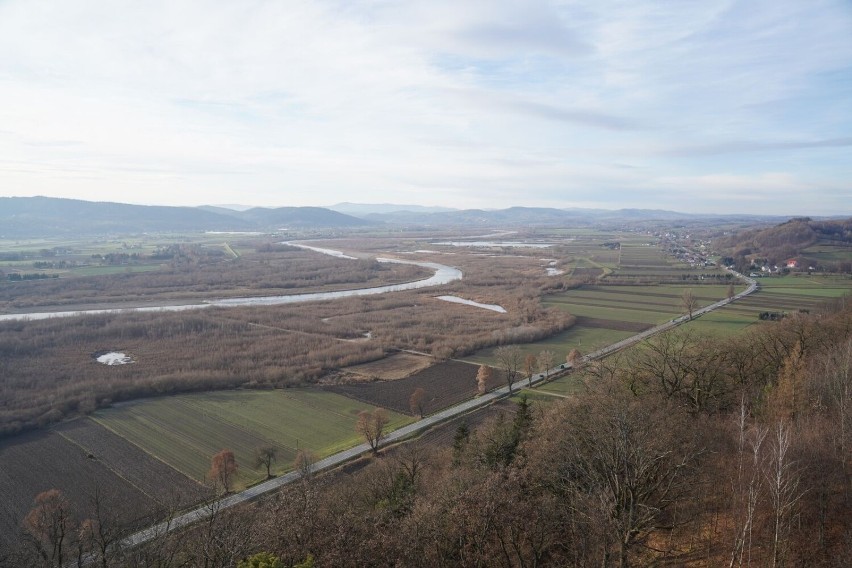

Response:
(662, 137), (852, 157)
(0, 0), (850, 214)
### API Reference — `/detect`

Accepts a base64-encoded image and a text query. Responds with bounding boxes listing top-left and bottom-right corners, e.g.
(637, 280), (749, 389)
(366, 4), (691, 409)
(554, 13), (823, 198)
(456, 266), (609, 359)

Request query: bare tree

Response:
(294, 448), (316, 481)
(538, 350), (555, 378)
(357, 408), (389, 454)
(547, 390), (701, 567)
(764, 421), (805, 568)
(254, 446), (278, 479)
(682, 289), (698, 320)
(208, 449), (238, 494)
(727, 282), (736, 300)
(495, 345), (523, 393)
(524, 354), (538, 387)
(476, 364), (493, 395)
(23, 489), (74, 568)
(566, 348), (583, 367)
(409, 387), (426, 418)
(728, 399), (768, 568)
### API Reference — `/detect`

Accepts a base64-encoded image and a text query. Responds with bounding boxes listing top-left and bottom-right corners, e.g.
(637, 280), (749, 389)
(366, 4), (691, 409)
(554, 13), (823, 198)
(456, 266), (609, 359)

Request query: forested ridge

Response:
(7, 296), (851, 567)
(716, 217), (852, 270)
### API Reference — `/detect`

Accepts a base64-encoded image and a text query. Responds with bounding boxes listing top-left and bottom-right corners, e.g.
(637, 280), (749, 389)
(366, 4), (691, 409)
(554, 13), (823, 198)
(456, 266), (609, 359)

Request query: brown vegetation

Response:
(328, 360), (500, 416)
(716, 217), (852, 271)
(0, 244), (431, 310)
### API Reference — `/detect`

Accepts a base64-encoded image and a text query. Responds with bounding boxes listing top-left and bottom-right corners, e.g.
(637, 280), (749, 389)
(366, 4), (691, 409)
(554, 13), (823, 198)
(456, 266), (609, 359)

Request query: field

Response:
(465, 283), (736, 367)
(341, 352), (436, 380)
(327, 359), (503, 416)
(93, 389), (413, 489)
(0, 429), (164, 549)
(687, 274), (852, 334)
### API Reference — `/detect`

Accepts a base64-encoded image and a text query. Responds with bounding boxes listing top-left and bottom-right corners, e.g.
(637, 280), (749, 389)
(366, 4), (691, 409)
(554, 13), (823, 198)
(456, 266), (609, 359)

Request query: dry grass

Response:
(340, 352), (435, 381)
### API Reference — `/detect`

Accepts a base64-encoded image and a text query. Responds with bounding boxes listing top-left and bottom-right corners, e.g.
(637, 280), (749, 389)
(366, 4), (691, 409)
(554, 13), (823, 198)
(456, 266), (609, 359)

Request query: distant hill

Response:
(362, 206), (739, 226)
(0, 197), (370, 238)
(715, 217), (852, 270)
(328, 202), (458, 217)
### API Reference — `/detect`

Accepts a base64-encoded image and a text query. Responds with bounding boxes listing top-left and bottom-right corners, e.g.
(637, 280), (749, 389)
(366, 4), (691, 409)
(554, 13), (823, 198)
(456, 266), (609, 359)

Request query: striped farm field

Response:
(544, 284), (736, 324)
(94, 389), (413, 489)
(464, 324), (636, 368)
(466, 283), (738, 368)
(688, 274), (852, 335)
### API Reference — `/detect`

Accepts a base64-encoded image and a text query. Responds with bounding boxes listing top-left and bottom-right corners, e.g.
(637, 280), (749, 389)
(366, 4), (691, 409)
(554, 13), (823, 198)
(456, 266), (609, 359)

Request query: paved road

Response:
(113, 267), (758, 552)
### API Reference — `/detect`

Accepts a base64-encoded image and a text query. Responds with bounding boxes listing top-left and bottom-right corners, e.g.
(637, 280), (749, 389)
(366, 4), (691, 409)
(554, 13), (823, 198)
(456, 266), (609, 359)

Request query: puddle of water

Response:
(436, 295), (507, 313)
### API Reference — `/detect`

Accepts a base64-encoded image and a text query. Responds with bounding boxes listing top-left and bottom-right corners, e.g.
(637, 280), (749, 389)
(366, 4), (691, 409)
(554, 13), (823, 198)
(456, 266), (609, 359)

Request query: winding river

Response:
(0, 246), (463, 322)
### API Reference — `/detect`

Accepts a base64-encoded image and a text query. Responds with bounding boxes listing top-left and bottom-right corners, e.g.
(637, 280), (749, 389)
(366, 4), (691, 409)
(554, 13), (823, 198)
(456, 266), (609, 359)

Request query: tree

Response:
(238, 552), (284, 568)
(476, 364), (493, 395)
(409, 387), (426, 418)
(538, 387), (701, 568)
(294, 448), (316, 481)
(255, 446), (278, 479)
(538, 349), (555, 378)
(727, 282), (736, 300)
(524, 354), (538, 387)
(566, 348), (583, 367)
(764, 421), (804, 568)
(209, 449), (238, 494)
(23, 489), (74, 567)
(682, 289), (698, 320)
(495, 344), (523, 393)
(357, 408), (389, 454)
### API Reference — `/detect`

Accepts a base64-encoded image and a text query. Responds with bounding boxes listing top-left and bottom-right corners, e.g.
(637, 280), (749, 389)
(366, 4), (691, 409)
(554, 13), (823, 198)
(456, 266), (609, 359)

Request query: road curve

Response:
(111, 267), (758, 554)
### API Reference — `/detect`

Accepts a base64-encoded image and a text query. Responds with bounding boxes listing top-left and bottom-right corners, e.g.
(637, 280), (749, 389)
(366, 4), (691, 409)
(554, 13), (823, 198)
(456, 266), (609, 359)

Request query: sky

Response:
(0, 0), (850, 215)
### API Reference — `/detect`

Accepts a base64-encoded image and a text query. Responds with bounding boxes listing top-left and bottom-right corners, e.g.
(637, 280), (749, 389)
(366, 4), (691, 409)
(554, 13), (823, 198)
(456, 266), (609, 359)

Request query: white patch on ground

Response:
(546, 268), (565, 276)
(284, 242), (358, 259)
(97, 352), (135, 365)
(436, 295), (507, 313)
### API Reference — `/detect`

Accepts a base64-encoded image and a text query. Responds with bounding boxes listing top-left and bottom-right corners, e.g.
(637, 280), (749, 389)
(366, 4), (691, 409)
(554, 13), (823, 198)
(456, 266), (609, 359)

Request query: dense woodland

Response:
(5, 295), (850, 566)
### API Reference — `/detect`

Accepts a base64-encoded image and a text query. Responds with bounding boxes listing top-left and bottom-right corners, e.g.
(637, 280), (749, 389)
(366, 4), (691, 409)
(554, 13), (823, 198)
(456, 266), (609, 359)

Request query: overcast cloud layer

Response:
(1, 0), (850, 214)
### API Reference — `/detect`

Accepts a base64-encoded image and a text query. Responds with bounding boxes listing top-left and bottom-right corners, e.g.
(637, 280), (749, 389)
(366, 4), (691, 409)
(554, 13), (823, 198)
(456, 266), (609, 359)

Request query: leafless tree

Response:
(22, 489), (74, 568)
(729, 398), (768, 568)
(682, 289), (698, 320)
(495, 344), (523, 393)
(254, 446), (277, 479)
(357, 408), (389, 454)
(476, 364), (493, 395)
(208, 449), (238, 494)
(538, 349), (555, 378)
(764, 421), (805, 568)
(409, 387), (426, 418)
(548, 390), (701, 567)
(566, 348), (583, 367)
(524, 353), (538, 387)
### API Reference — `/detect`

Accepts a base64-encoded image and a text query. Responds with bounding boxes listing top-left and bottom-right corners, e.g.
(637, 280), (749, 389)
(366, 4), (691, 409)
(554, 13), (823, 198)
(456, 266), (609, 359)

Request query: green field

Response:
(463, 325), (635, 368)
(687, 274), (852, 335)
(94, 389), (413, 489)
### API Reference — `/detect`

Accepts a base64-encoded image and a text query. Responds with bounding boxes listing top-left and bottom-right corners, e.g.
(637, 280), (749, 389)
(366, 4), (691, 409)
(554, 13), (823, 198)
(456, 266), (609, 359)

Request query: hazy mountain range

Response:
(0, 196), (796, 238)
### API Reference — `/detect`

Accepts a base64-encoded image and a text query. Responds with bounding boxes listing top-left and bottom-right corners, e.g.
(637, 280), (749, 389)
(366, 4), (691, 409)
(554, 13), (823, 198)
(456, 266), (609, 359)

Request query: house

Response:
(785, 259), (799, 269)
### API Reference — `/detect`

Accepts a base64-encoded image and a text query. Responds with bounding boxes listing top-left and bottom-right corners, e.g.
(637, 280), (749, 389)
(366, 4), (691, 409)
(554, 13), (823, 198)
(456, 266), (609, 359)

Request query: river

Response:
(0, 246), (462, 322)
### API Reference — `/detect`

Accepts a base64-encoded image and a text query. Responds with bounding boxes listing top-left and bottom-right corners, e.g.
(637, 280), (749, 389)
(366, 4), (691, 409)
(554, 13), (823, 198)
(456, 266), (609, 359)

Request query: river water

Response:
(0, 247), (462, 322)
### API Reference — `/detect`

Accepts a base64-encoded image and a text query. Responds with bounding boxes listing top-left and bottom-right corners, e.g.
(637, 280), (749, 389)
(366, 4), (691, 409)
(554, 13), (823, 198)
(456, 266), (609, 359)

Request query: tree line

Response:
(7, 295), (850, 566)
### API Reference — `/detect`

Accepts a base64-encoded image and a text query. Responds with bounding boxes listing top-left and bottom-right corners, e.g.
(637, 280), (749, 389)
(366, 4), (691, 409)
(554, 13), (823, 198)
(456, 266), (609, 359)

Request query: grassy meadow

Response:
(94, 389), (413, 490)
(686, 274), (852, 335)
